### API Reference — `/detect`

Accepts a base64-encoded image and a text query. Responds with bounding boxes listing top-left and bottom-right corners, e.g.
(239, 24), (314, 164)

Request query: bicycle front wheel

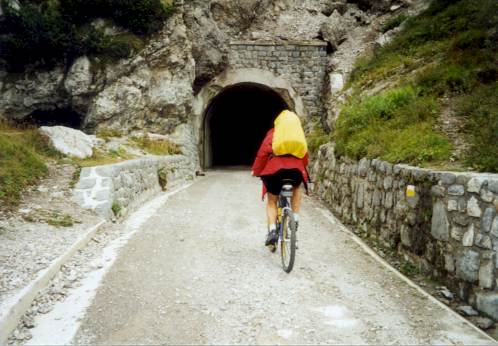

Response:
(280, 210), (296, 273)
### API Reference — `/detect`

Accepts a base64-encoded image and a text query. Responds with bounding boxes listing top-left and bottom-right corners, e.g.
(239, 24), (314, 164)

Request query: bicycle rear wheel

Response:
(280, 210), (296, 273)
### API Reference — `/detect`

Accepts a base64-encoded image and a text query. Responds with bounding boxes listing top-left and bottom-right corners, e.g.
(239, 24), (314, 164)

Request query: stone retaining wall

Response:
(72, 155), (194, 219)
(229, 41), (327, 116)
(312, 143), (498, 319)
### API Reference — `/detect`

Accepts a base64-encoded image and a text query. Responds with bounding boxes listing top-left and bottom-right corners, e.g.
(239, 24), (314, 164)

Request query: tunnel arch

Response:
(204, 83), (289, 167)
(193, 68), (307, 169)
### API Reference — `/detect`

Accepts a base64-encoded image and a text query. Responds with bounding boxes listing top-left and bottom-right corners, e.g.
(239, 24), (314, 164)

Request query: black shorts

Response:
(261, 169), (303, 196)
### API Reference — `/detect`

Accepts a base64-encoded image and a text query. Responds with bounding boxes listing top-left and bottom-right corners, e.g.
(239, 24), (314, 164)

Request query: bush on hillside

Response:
(334, 87), (452, 165)
(0, 0), (174, 71)
(343, 0), (497, 172)
(456, 83), (498, 172)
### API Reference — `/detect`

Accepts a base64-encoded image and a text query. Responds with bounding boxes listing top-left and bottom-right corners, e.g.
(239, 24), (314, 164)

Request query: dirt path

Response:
(26, 170), (495, 344)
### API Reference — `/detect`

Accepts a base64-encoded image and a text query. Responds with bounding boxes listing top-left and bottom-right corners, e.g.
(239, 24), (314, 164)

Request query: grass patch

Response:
(131, 135), (181, 156)
(111, 201), (122, 217)
(456, 82), (498, 172)
(334, 86), (452, 165)
(0, 121), (59, 208)
(96, 128), (123, 142)
(341, 0), (497, 171)
(158, 167), (168, 191)
(46, 212), (74, 228)
(307, 122), (330, 155)
(399, 262), (420, 277)
(75, 147), (133, 167)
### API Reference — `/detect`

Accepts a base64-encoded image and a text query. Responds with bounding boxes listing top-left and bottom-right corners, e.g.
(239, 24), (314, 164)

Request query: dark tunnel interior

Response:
(206, 83), (289, 167)
(25, 108), (84, 128)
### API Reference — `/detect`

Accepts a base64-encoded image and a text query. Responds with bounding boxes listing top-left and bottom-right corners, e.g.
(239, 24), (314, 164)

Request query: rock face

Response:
(39, 126), (94, 159)
(0, 0), (405, 130)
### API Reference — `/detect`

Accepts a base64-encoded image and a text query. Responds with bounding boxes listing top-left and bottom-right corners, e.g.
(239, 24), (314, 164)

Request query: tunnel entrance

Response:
(204, 83), (289, 168)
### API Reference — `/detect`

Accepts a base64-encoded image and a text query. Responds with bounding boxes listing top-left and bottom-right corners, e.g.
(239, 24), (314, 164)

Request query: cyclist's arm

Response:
(252, 130), (273, 176)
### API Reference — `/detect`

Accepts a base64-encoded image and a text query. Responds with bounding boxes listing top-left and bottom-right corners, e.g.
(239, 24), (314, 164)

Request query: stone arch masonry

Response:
(228, 41), (328, 116)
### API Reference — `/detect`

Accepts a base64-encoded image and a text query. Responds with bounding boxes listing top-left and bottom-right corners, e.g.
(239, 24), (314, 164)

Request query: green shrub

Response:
(111, 201), (122, 217)
(350, 0), (498, 89)
(343, 0), (497, 172)
(334, 87), (451, 165)
(0, 0), (173, 71)
(0, 126), (51, 207)
(60, 0), (175, 35)
(381, 14), (408, 33)
(307, 123), (330, 154)
(456, 83), (498, 172)
(0, 2), (73, 71)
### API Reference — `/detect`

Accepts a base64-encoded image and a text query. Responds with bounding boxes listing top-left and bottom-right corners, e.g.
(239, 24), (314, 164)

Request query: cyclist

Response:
(252, 123), (309, 250)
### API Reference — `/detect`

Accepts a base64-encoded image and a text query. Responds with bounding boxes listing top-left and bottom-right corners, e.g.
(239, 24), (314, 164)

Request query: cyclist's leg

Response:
(291, 186), (302, 213)
(267, 192), (278, 225)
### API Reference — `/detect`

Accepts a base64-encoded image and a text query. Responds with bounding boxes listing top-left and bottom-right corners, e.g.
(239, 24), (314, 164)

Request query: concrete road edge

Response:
(0, 220), (106, 344)
(319, 207), (497, 344)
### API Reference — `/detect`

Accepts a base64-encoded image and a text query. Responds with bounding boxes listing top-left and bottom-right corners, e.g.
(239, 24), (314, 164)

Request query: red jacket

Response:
(252, 129), (309, 196)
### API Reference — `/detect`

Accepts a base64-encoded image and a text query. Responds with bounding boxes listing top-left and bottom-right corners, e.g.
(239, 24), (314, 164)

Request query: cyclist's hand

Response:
(251, 170), (255, 176)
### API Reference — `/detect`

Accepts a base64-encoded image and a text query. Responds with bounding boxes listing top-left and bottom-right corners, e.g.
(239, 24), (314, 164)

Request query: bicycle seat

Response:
(281, 183), (293, 197)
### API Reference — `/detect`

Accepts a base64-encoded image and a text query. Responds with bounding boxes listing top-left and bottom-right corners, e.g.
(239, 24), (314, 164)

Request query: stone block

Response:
(491, 217), (498, 238)
(453, 213), (470, 226)
(357, 158), (370, 177)
(462, 224), (475, 247)
(489, 180), (498, 194)
(385, 192), (394, 209)
(431, 185), (445, 197)
(440, 173), (456, 185)
(476, 292), (498, 320)
(476, 233), (492, 249)
(481, 189), (494, 203)
(80, 168), (92, 179)
(467, 196), (482, 217)
(451, 226), (465, 241)
(448, 185), (465, 196)
(445, 254), (455, 273)
(468, 177), (486, 193)
(93, 201), (112, 219)
(482, 208), (497, 233)
(384, 176), (393, 190)
(448, 199), (458, 211)
(456, 250), (480, 282)
(400, 225), (412, 248)
(431, 201), (449, 241)
(94, 188), (111, 202)
(456, 175), (470, 185)
(75, 177), (96, 190)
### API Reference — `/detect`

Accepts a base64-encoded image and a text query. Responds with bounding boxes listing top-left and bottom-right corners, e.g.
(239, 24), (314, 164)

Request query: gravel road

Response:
(34, 169), (495, 344)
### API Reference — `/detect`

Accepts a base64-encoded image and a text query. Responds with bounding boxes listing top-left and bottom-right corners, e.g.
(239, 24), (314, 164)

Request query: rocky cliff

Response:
(0, 0), (415, 138)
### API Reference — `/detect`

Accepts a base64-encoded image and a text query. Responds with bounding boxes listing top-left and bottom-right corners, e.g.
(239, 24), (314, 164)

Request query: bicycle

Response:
(275, 180), (298, 273)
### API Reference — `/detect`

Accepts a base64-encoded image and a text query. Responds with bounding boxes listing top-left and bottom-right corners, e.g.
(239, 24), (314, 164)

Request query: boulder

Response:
(39, 126), (94, 159)
(320, 10), (347, 50)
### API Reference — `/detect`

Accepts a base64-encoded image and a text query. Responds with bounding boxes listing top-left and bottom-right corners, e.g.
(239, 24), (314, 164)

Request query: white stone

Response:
(467, 177), (485, 193)
(39, 126), (94, 159)
(467, 196), (482, 217)
(479, 261), (495, 289)
(462, 224), (474, 247)
(329, 73), (344, 93)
